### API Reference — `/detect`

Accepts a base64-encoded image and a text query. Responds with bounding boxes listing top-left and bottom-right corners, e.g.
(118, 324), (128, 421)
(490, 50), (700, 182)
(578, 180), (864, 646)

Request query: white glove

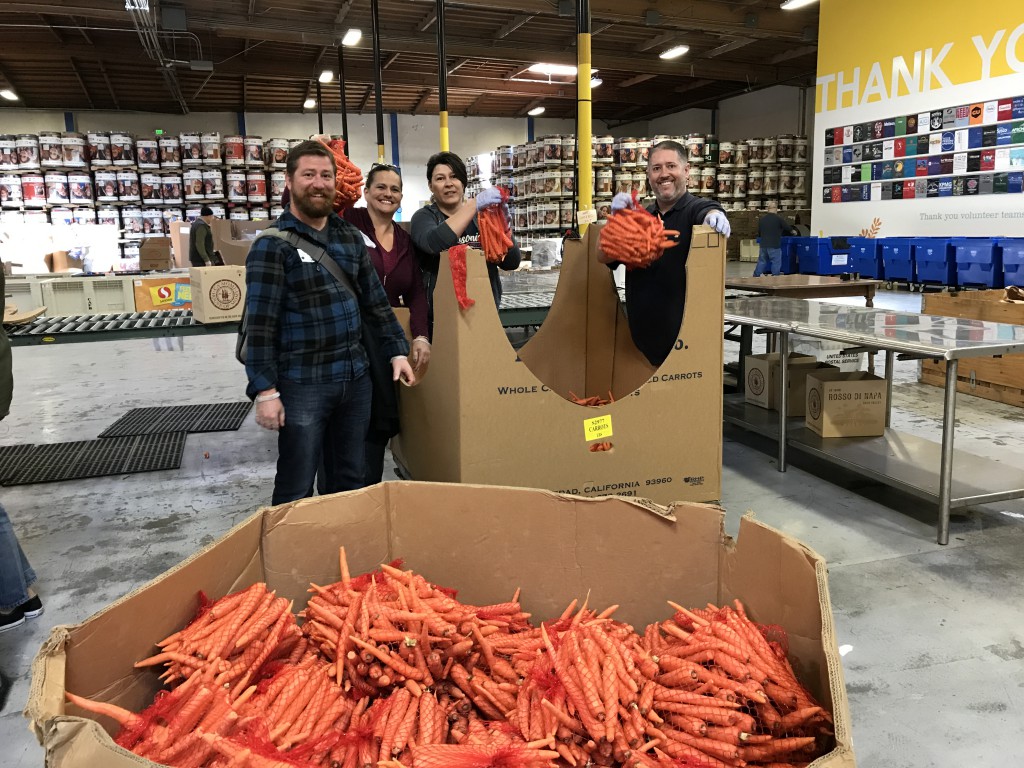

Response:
(611, 192), (634, 213)
(476, 186), (504, 209)
(704, 210), (731, 238)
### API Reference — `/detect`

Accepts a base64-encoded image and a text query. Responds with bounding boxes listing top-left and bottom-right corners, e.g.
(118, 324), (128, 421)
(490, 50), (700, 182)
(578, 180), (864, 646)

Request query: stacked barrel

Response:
(0, 130), (302, 264)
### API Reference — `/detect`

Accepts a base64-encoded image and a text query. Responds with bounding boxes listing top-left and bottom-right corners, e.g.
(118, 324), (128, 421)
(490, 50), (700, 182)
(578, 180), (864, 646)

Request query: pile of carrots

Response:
(318, 138), (364, 212)
(477, 188), (514, 263)
(66, 552), (834, 768)
(599, 195), (679, 270)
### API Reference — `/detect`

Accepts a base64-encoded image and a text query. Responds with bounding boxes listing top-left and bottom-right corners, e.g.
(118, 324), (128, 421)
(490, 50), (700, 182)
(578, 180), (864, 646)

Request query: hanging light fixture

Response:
(342, 28), (362, 46)
(303, 98), (317, 109)
(527, 106), (545, 116)
(659, 45), (690, 60)
(318, 70), (334, 83)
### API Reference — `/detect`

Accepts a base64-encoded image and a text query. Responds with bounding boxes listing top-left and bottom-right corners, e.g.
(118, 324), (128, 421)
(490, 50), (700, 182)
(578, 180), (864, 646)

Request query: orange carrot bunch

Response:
(599, 203), (679, 270)
(65, 554), (836, 768)
(477, 188), (514, 263)
(570, 391), (614, 407)
(317, 138), (363, 212)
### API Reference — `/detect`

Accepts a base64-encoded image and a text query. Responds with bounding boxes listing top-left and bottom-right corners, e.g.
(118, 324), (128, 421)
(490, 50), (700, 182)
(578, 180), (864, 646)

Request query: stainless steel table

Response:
(724, 296), (1024, 544)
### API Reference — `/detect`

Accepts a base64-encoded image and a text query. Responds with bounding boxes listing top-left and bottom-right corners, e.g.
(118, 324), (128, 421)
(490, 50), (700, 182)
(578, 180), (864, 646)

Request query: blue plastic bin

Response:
(847, 236), (884, 279)
(779, 236), (799, 274)
(881, 238), (915, 282)
(952, 238), (1002, 288)
(796, 237), (852, 275)
(912, 238), (956, 286)
(998, 239), (1024, 287)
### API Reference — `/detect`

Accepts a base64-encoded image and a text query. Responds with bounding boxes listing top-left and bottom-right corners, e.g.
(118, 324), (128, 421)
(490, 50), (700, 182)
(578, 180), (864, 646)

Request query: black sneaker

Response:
(0, 609), (25, 634)
(18, 595), (43, 619)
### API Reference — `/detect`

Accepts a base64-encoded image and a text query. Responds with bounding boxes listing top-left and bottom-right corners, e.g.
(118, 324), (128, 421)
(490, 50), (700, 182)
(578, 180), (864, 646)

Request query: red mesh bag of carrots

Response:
(448, 244), (476, 310)
(599, 191), (679, 269)
(476, 186), (514, 263)
(317, 137), (363, 213)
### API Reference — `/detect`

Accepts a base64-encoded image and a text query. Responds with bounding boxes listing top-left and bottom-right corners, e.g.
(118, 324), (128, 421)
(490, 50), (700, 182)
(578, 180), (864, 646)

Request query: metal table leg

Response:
(778, 331), (789, 472)
(884, 350), (894, 428)
(738, 325), (753, 394)
(937, 358), (958, 545)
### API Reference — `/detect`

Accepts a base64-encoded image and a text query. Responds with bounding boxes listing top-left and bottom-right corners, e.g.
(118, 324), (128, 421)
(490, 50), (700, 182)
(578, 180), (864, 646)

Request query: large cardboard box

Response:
(920, 289), (1024, 407)
(132, 276), (191, 312)
(189, 266), (246, 323)
(138, 237), (173, 271)
(806, 369), (887, 437)
(26, 483), (856, 768)
(392, 225), (725, 505)
(211, 218), (272, 266)
(744, 352), (819, 415)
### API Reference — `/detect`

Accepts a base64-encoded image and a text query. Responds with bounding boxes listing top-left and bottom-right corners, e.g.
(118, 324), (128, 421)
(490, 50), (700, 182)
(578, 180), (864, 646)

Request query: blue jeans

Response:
(272, 374), (373, 505)
(754, 246), (783, 276)
(0, 503), (36, 613)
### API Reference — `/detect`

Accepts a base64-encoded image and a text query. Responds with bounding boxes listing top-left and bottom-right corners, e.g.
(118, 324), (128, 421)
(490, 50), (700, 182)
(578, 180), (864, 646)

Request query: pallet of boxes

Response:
(919, 288), (1024, 408)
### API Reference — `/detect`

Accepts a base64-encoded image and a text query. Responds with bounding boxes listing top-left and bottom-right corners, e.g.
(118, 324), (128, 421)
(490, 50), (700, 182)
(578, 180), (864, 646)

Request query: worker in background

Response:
(754, 211), (798, 277)
(189, 206), (219, 267)
(598, 139), (730, 367)
(244, 141), (414, 504)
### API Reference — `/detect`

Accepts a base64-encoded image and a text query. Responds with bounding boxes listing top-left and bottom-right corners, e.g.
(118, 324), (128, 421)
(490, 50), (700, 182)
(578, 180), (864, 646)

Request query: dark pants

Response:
(364, 439), (387, 485)
(272, 373), (372, 506)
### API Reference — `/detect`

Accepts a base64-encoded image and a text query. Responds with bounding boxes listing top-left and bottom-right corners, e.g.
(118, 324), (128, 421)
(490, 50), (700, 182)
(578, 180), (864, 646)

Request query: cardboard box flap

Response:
(517, 225), (655, 399)
(724, 513), (854, 764)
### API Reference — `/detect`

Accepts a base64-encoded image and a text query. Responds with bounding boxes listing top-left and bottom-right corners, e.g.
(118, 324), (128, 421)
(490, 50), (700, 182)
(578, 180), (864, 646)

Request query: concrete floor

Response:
(2, 264), (1024, 767)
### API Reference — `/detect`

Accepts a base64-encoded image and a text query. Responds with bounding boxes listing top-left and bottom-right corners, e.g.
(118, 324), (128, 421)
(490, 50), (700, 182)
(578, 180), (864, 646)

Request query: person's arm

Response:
(410, 201), (477, 255)
(397, 231), (430, 342)
(245, 237), (287, 429)
(497, 230), (522, 272)
(350, 228), (410, 365)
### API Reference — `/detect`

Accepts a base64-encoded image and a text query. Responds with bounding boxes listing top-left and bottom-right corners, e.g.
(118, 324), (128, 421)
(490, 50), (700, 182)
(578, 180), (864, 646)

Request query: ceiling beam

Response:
(412, 88), (432, 114)
(771, 45), (817, 64)
(383, 53), (401, 70)
(416, 9), (437, 32)
(633, 31), (676, 54)
(334, 0), (355, 25)
(618, 73), (655, 88)
(38, 14), (66, 43)
(495, 14), (533, 39)
(464, 92), (486, 116)
(675, 79), (714, 93)
(97, 60), (119, 110)
(358, 84), (373, 111)
(68, 57), (95, 108)
(704, 37), (755, 58)
(518, 97), (544, 117)
(447, 57), (471, 75)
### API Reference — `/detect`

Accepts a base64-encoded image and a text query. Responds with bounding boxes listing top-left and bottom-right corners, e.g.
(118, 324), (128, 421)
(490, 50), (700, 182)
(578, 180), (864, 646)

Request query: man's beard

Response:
(292, 187), (335, 218)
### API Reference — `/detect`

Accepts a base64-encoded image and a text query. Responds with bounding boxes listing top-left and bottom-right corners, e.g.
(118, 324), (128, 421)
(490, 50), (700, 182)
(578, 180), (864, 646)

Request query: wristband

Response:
(255, 392), (281, 403)
(413, 336), (431, 345)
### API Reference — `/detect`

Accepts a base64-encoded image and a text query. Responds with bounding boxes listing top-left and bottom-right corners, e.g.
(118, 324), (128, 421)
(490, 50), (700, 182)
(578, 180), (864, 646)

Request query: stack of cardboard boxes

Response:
(745, 351), (887, 437)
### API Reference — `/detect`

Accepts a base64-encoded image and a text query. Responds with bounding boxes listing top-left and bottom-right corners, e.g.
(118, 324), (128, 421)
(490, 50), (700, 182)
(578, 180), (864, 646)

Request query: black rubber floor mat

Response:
(98, 402), (252, 438)
(4, 432), (186, 486)
(0, 444), (35, 484)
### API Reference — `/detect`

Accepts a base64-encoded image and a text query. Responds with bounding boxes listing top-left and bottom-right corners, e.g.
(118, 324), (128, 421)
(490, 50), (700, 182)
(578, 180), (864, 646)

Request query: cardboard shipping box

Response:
(26, 483), (856, 768)
(211, 218), (272, 266)
(391, 225), (725, 505)
(132, 276), (191, 312)
(189, 266), (246, 323)
(138, 237), (173, 271)
(744, 352), (819, 415)
(806, 369), (887, 437)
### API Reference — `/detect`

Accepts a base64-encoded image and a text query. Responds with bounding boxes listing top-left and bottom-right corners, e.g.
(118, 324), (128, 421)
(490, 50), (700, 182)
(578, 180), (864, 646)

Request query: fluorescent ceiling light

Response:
(342, 28), (361, 46)
(780, 0), (817, 8)
(303, 98), (317, 109)
(318, 69), (334, 83)
(590, 77), (602, 88)
(527, 106), (545, 116)
(659, 45), (690, 60)
(527, 63), (577, 77)
(0, 89), (17, 101)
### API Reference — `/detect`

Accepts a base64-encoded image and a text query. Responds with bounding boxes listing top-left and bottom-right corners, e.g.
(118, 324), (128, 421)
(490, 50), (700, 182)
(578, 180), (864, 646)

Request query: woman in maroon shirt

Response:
(342, 164), (430, 484)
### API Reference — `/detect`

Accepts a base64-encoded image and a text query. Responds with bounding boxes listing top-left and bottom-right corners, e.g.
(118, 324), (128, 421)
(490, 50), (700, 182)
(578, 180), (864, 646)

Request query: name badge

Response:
(297, 248), (316, 263)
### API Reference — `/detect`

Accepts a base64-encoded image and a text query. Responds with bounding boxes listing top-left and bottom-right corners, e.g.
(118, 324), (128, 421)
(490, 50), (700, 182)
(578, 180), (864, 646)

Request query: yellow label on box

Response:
(148, 283), (192, 307)
(583, 414), (613, 441)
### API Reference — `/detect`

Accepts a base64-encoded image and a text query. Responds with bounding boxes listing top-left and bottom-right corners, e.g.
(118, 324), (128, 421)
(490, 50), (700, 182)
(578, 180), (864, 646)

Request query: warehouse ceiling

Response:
(0, 0), (819, 124)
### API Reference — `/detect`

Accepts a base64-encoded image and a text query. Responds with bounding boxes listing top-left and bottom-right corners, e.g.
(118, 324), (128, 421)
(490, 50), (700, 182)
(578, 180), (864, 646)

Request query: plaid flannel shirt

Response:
(244, 210), (409, 397)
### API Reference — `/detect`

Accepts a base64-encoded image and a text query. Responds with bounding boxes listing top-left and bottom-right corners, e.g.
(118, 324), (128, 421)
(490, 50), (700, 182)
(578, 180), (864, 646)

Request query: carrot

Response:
(65, 691), (145, 730)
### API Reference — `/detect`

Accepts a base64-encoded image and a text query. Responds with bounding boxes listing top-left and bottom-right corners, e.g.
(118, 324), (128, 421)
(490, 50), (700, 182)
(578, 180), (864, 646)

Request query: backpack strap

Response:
(255, 226), (357, 297)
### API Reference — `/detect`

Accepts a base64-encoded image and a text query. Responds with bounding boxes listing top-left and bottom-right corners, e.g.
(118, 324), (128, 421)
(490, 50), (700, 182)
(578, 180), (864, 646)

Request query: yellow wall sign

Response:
(817, 0), (1024, 113)
(583, 414), (613, 441)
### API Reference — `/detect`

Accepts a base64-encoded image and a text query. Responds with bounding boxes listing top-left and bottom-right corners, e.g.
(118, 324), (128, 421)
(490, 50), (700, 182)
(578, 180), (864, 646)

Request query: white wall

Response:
(75, 111), (239, 135)
(0, 110), (66, 133)
(717, 86), (805, 141)
(649, 109), (715, 138)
